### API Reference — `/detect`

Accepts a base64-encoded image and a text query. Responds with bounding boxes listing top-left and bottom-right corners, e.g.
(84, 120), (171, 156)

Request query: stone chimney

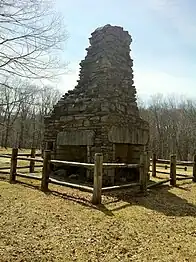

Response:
(44, 24), (149, 185)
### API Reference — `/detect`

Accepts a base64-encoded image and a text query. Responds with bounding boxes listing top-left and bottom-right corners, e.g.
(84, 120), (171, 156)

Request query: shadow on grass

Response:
(50, 190), (114, 216)
(104, 182), (196, 217)
(8, 179), (114, 216)
(17, 178), (196, 217)
(1, 175), (195, 217)
(14, 180), (41, 191)
(176, 185), (191, 191)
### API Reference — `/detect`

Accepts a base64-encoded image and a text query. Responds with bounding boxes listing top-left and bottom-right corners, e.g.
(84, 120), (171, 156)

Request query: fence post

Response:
(92, 153), (103, 205)
(139, 152), (148, 194)
(41, 150), (51, 192)
(9, 148), (18, 183)
(152, 153), (156, 177)
(170, 154), (176, 186)
(193, 154), (196, 182)
(29, 148), (36, 173)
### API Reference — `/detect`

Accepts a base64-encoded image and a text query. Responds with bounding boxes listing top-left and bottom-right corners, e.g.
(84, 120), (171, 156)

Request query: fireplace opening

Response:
(114, 143), (142, 183)
(50, 145), (89, 182)
(56, 145), (87, 162)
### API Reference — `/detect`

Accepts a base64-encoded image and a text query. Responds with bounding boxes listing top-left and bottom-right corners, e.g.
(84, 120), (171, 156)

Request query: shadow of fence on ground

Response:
(1, 176), (196, 218)
(103, 183), (196, 217)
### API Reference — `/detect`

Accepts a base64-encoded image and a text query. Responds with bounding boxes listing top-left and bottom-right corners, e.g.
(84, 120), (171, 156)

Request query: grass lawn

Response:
(0, 151), (196, 261)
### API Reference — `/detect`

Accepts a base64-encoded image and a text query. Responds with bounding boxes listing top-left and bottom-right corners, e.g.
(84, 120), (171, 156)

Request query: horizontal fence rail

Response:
(0, 170), (10, 175)
(16, 173), (42, 181)
(50, 159), (94, 169)
(17, 156), (43, 163)
(0, 153), (42, 157)
(50, 160), (140, 170)
(49, 178), (93, 193)
(147, 178), (171, 189)
(156, 171), (170, 175)
(0, 166), (10, 170)
(0, 154), (16, 159)
(102, 163), (140, 169)
(102, 182), (140, 192)
(0, 165), (42, 170)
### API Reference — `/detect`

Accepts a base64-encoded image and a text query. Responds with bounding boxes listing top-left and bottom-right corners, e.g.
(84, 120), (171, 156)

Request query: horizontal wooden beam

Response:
(176, 173), (190, 177)
(177, 166), (188, 170)
(156, 171), (170, 175)
(176, 161), (193, 167)
(0, 154), (43, 163)
(0, 165), (42, 171)
(15, 166), (30, 170)
(147, 179), (171, 189)
(0, 170), (10, 174)
(50, 160), (139, 170)
(150, 165), (188, 171)
(17, 157), (43, 163)
(102, 163), (140, 169)
(0, 154), (12, 159)
(50, 159), (94, 169)
(155, 159), (170, 164)
(0, 153), (42, 156)
(0, 166), (10, 170)
(16, 173), (42, 181)
(49, 178), (93, 193)
(34, 165), (43, 168)
(102, 182), (140, 192)
(154, 164), (169, 169)
(176, 177), (194, 181)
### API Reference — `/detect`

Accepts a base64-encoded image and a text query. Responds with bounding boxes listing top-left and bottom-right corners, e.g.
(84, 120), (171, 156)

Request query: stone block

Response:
(90, 116), (100, 121)
(83, 120), (90, 126)
(101, 115), (109, 122)
(60, 116), (74, 121)
(57, 130), (95, 146)
(75, 116), (87, 121)
(72, 119), (83, 127)
(101, 102), (110, 112)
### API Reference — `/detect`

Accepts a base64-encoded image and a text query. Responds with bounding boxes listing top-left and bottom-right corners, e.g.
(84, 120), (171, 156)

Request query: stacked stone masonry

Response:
(44, 24), (149, 185)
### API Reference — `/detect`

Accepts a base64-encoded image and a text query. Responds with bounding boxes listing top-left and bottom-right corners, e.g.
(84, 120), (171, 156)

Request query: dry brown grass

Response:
(0, 152), (196, 261)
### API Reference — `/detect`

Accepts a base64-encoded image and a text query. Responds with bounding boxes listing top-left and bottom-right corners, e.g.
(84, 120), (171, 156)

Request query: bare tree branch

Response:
(0, 0), (68, 83)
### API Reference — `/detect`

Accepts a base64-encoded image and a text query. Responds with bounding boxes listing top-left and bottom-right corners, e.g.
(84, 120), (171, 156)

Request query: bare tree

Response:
(31, 85), (62, 148)
(0, 0), (68, 84)
(0, 79), (39, 147)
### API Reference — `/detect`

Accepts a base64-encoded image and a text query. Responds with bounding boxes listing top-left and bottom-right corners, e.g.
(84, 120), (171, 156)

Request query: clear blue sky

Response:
(55, 0), (196, 99)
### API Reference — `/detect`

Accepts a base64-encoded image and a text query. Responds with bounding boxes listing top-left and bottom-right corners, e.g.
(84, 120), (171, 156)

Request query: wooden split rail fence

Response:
(0, 148), (149, 205)
(1, 149), (195, 204)
(149, 153), (196, 188)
